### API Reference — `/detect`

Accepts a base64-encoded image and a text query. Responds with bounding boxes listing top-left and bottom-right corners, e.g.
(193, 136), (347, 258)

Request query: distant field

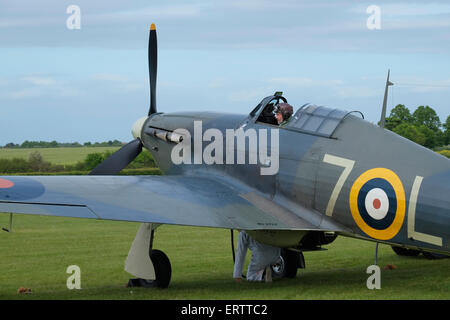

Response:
(0, 147), (120, 165)
(0, 214), (448, 300)
(438, 150), (450, 158)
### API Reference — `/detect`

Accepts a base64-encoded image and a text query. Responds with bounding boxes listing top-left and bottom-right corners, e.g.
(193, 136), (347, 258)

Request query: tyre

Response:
(150, 249), (172, 288)
(271, 249), (299, 279)
(391, 246), (421, 257)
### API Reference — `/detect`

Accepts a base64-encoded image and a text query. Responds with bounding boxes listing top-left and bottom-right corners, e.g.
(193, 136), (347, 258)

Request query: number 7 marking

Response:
(323, 154), (355, 217)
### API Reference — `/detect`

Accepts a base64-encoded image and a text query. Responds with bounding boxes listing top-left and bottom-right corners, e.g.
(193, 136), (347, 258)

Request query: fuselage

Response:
(134, 109), (450, 255)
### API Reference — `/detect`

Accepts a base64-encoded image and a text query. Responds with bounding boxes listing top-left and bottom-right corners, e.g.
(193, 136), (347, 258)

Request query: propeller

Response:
(88, 139), (143, 175)
(148, 23), (158, 116)
(89, 24), (158, 175)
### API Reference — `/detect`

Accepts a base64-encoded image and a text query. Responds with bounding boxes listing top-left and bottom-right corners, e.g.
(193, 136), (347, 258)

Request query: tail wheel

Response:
(150, 249), (172, 288)
(391, 246), (421, 257)
(271, 249), (299, 279)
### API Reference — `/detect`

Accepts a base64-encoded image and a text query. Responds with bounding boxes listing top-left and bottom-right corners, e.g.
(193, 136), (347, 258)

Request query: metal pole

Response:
(2, 213), (13, 233)
(149, 228), (154, 257)
(374, 242), (379, 265)
(231, 229), (236, 263)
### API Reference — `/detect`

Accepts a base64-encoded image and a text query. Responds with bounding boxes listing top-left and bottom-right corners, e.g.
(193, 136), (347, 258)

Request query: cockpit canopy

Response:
(288, 105), (348, 137)
(249, 92), (364, 138)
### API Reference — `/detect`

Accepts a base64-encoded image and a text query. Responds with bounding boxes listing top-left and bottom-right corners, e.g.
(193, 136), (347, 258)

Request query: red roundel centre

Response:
(0, 178), (14, 189)
(373, 198), (381, 210)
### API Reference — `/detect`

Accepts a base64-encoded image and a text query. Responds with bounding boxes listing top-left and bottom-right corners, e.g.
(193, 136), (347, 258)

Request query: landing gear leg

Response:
(125, 223), (172, 288)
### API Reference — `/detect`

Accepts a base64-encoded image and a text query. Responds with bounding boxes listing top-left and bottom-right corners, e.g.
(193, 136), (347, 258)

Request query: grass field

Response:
(0, 147), (448, 299)
(0, 214), (448, 300)
(0, 147), (120, 165)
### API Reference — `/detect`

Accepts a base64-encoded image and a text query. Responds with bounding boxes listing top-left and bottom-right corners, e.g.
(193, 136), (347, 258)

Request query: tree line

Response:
(0, 150), (156, 174)
(384, 105), (450, 149)
(2, 140), (124, 148)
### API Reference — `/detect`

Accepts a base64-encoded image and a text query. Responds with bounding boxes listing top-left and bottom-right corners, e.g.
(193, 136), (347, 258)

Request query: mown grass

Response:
(0, 147), (448, 299)
(0, 214), (448, 300)
(0, 147), (120, 165)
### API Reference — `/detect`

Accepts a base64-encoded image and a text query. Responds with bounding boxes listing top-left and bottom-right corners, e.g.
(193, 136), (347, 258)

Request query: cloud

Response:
(269, 77), (344, 87)
(21, 76), (58, 86)
(91, 73), (145, 93)
(1, 0), (450, 54)
(208, 78), (227, 88)
(120, 82), (145, 93)
(2, 75), (82, 100)
(335, 86), (380, 98)
(9, 88), (41, 99)
(394, 77), (450, 93)
(86, 4), (202, 25)
(268, 75), (382, 99)
(8, 86), (81, 99)
(91, 73), (129, 82)
(350, 2), (450, 30)
(385, 18), (450, 30)
(0, 2), (202, 28)
(228, 86), (272, 102)
(378, 3), (450, 17)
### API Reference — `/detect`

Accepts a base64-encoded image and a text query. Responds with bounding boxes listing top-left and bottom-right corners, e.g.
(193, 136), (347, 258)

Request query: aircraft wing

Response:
(0, 175), (345, 231)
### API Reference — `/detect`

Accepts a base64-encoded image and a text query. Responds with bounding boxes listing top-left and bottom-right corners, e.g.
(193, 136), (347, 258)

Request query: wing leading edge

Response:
(0, 175), (343, 231)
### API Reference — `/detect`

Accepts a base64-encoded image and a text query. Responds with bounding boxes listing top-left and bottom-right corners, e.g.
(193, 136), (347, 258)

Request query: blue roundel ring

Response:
(357, 178), (396, 230)
(0, 177), (45, 201)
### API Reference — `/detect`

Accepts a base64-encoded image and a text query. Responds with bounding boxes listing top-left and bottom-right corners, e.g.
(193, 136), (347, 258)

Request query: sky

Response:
(0, 0), (449, 145)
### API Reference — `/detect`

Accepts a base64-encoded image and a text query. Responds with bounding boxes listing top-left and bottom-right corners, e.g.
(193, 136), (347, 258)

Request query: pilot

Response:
(233, 230), (281, 283)
(275, 103), (294, 126)
(257, 102), (278, 125)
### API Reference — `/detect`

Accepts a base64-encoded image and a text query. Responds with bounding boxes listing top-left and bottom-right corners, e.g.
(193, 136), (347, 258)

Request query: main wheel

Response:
(391, 246), (421, 257)
(150, 249), (172, 288)
(271, 249), (299, 279)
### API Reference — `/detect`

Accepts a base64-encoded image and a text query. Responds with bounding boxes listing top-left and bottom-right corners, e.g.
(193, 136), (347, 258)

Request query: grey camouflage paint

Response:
(1, 97), (449, 254)
(139, 101), (449, 254)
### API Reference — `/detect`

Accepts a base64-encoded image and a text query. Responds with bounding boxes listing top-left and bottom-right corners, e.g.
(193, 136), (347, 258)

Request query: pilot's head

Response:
(275, 103), (293, 124)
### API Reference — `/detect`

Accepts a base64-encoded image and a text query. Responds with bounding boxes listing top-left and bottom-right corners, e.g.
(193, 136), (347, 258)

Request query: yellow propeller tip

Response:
(150, 23), (156, 31)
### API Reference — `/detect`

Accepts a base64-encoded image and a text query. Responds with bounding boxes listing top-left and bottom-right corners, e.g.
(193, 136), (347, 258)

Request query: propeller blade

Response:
(89, 139), (143, 175)
(148, 23), (158, 115)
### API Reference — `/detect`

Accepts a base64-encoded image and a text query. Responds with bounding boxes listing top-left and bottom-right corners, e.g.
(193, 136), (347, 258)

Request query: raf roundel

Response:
(349, 168), (406, 240)
(0, 178), (14, 189)
(0, 177), (45, 201)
